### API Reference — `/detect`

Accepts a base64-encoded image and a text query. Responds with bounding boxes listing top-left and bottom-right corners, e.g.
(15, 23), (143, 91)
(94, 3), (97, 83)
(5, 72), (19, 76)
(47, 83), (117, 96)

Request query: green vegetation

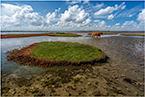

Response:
(121, 33), (145, 36)
(98, 32), (145, 36)
(102, 32), (116, 35)
(32, 42), (106, 62)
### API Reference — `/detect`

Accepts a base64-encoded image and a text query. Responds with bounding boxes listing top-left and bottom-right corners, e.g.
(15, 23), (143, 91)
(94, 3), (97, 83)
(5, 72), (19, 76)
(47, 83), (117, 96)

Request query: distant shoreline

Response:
(1, 31), (144, 33)
(1, 32), (144, 39)
(1, 33), (81, 39)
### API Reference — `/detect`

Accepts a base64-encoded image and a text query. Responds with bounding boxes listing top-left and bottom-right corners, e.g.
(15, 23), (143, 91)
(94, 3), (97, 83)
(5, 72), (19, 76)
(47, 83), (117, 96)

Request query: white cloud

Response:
(137, 9), (145, 22)
(110, 21), (144, 31)
(83, 0), (90, 4)
(95, 3), (104, 9)
(119, 2), (126, 10)
(81, 18), (91, 26)
(1, 3), (144, 31)
(108, 14), (114, 20)
(46, 12), (57, 24)
(117, 5), (142, 18)
(93, 20), (109, 30)
(1, 3), (91, 31)
(60, 5), (89, 24)
(45, 9), (60, 25)
(66, 0), (81, 5)
(115, 23), (120, 26)
(66, 0), (90, 5)
(98, 20), (106, 27)
(1, 3), (44, 31)
(95, 6), (116, 16)
(122, 21), (137, 26)
(1, 3), (21, 16)
(95, 2), (126, 16)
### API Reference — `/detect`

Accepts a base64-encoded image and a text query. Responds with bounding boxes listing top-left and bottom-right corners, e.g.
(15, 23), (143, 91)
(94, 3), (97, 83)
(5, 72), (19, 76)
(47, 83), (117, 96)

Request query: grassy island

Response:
(1, 33), (81, 39)
(7, 42), (108, 67)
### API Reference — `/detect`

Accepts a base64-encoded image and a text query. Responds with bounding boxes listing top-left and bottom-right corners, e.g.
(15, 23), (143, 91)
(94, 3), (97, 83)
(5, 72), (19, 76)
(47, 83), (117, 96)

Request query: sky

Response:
(1, 0), (145, 31)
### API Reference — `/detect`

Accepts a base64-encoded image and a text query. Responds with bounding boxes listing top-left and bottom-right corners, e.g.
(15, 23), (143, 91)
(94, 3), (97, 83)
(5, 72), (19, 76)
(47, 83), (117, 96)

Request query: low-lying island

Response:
(7, 42), (108, 67)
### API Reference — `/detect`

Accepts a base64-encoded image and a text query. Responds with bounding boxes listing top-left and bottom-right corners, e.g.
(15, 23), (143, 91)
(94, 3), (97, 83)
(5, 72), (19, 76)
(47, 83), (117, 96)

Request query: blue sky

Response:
(1, 0), (145, 31)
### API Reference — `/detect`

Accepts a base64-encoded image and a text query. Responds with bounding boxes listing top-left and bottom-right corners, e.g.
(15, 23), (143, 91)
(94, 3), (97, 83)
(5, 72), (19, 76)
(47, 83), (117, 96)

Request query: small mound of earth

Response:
(7, 41), (108, 67)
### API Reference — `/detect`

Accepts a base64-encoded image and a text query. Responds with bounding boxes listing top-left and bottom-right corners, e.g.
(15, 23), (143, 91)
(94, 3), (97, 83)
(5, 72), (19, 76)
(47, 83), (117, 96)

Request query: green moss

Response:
(31, 42), (106, 63)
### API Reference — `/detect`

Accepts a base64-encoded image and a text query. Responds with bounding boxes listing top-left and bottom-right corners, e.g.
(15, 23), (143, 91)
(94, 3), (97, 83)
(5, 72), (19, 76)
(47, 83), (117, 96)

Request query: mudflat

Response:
(2, 36), (144, 96)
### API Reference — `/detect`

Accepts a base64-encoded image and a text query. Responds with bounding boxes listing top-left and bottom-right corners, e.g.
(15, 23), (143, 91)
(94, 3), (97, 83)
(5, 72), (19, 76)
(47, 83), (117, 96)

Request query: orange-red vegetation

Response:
(89, 32), (103, 37)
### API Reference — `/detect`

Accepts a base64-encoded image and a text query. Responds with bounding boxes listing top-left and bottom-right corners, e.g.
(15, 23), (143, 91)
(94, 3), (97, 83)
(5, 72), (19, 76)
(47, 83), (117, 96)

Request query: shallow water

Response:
(1, 35), (144, 79)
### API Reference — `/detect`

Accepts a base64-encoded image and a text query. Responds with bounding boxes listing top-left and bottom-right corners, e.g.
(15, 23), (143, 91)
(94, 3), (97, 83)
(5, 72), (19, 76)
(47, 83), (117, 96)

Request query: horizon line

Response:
(1, 30), (145, 32)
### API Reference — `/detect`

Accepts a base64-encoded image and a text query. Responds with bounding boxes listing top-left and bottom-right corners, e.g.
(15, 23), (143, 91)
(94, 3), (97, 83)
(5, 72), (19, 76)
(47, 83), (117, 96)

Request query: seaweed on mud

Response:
(123, 78), (136, 84)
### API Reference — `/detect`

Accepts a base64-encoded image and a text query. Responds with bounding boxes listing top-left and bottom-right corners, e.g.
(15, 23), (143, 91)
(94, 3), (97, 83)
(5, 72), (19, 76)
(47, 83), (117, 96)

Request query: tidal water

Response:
(1, 35), (144, 79)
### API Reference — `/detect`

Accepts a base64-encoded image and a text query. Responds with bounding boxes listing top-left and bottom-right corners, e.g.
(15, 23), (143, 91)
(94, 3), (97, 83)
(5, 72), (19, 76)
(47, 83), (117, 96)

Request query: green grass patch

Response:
(32, 42), (106, 62)
(102, 32), (116, 35)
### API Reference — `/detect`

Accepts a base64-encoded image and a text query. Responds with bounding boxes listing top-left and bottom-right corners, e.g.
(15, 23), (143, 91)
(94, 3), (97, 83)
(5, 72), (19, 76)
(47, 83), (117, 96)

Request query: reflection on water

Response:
(1, 35), (144, 78)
